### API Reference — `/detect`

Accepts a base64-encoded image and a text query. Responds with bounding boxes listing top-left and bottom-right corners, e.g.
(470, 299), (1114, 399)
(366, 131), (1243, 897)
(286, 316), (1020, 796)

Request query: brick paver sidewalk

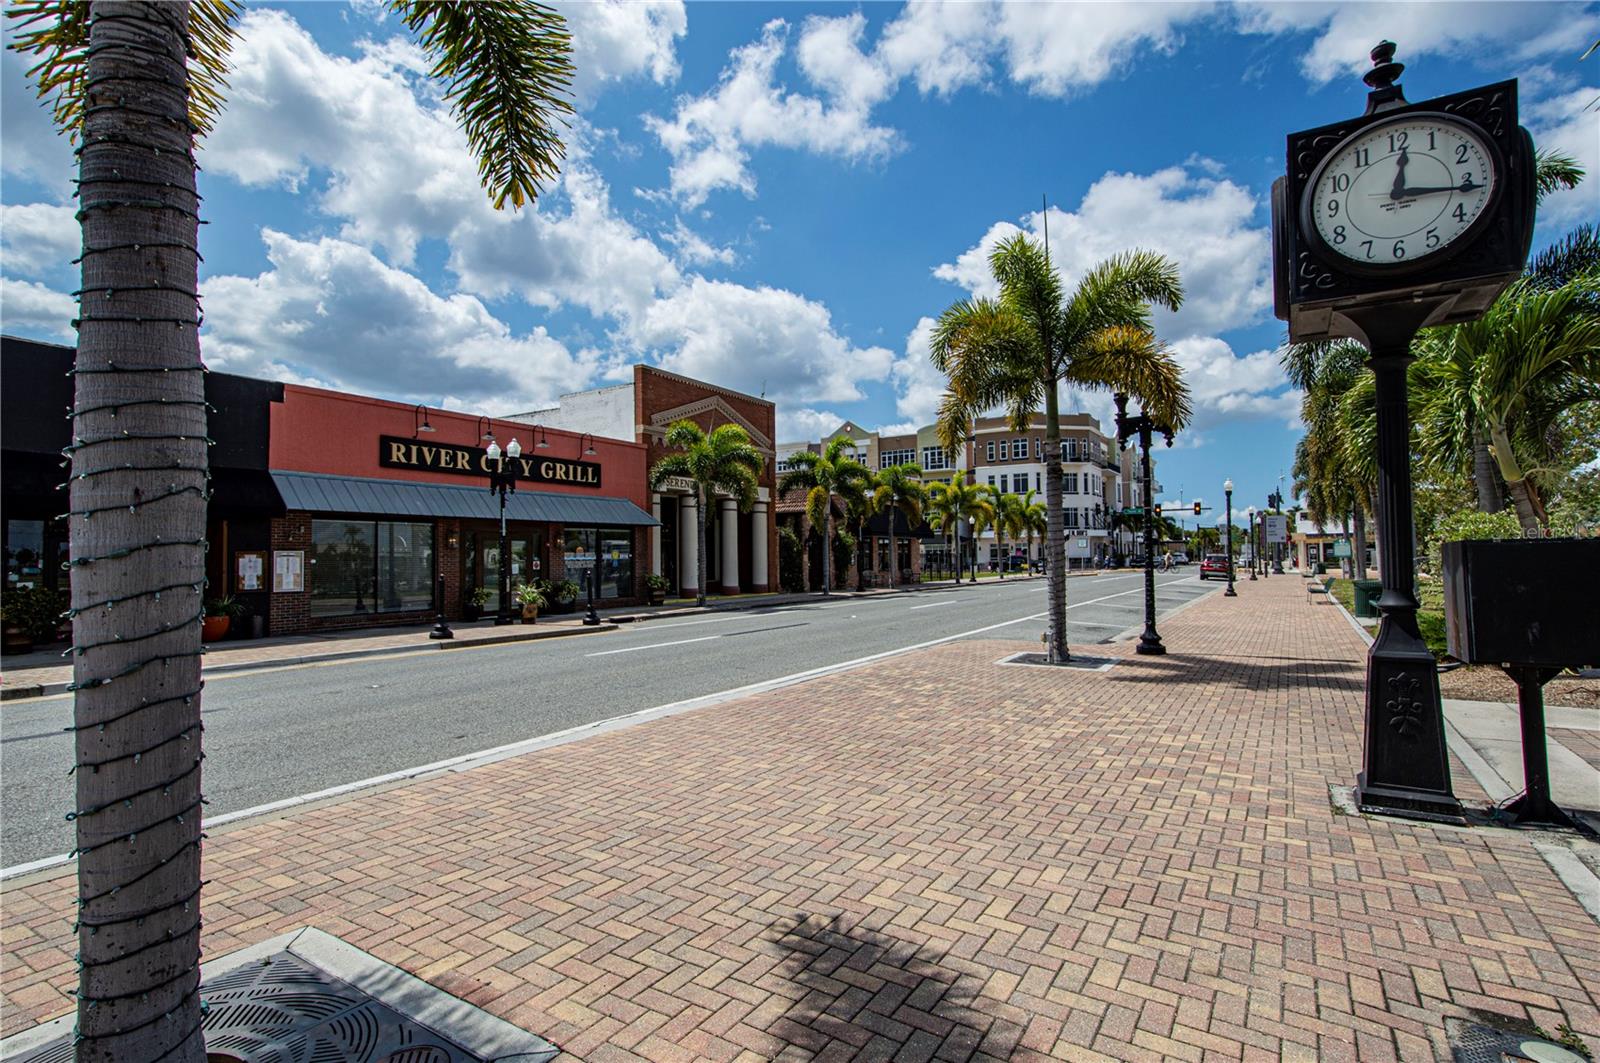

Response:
(4, 575), (1597, 1061)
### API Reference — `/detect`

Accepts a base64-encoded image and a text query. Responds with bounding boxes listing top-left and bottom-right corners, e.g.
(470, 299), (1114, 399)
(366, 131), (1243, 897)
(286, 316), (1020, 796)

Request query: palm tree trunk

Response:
(822, 503), (832, 595)
(1352, 508), (1370, 581)
(73, 4), (207, 1060)
(1471, 426), (1505, 513)
(696, 487), (708, 606)
(1487, 421), (1546, 533)
(1043, 388), (1068, 661)
(887, 516), (898, 589)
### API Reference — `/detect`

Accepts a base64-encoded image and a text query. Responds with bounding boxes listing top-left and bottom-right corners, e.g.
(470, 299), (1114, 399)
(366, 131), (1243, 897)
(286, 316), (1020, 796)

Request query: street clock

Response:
(1272, 44), (1535, 343)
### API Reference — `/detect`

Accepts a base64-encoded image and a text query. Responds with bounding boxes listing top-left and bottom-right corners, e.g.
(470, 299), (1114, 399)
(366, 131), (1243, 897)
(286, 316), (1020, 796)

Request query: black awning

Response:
(269, 471), (659, 527)
(211, 468), (285, 514)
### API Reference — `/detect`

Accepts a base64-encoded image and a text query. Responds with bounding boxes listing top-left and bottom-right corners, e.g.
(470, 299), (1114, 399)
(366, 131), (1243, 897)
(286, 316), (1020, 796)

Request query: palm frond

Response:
(1534, 148), (1585, 205)
(8, 0), (242, 139)
(1072, 326), (1194, 431)
(397, 0), (574, 209)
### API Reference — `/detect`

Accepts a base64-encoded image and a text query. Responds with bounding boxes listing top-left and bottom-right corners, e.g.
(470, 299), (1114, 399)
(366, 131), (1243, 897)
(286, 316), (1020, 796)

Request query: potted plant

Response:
(645, 573), (670, 606)
(203, 595), (244, 642)
(548, 578), (580, 614)
(514, 581), (546, 623)
(464, 586), (491, 621)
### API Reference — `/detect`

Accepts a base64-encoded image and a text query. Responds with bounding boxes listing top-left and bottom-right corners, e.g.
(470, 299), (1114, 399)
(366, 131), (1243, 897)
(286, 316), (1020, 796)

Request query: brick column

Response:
(269, 512), (313, 636)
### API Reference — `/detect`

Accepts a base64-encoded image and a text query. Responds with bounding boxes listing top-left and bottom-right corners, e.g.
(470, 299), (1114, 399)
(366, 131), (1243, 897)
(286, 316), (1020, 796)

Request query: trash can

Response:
(1353, 579), (1383, 617)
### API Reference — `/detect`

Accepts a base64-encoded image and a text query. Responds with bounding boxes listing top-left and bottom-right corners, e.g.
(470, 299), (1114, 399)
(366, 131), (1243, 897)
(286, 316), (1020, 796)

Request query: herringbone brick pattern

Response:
(3, 575), (1596, 1062)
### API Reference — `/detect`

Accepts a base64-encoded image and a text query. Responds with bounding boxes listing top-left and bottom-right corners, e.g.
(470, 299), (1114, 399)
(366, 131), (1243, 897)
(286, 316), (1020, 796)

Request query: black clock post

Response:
(1272, 42), (1536, 823)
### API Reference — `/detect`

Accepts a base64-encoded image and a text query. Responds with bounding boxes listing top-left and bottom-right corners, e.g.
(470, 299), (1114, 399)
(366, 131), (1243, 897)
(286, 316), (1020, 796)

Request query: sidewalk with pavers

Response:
(4, 573), (1597, 1061)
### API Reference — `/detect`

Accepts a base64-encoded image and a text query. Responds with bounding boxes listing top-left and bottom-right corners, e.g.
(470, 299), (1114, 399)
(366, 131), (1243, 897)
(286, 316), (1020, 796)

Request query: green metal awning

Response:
(270, 471), (658, 527)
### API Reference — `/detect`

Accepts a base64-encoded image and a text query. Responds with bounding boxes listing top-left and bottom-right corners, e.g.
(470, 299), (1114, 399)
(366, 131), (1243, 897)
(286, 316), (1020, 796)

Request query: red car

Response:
(1199, 554), (1233, 581)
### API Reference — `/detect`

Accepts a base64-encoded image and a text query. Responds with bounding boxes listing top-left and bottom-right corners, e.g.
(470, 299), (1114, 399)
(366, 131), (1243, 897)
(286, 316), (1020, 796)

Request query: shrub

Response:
(2, 585), (69, 643)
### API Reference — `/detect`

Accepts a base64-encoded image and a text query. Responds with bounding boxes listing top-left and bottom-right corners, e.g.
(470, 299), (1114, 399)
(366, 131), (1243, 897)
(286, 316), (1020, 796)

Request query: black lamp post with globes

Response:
(485, 435), (522, 626)
(1223, 479), (1237, 597)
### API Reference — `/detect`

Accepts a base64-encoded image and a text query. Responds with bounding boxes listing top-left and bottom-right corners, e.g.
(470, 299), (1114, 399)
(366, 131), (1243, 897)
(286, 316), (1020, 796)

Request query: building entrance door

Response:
(464, 526), (544, 615)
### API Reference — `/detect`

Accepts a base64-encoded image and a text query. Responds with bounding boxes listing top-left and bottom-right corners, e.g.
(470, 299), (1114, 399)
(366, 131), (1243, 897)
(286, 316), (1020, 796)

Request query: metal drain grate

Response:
(1, 929), (557, 1063)
(1446, 1015), (1591, 1063)
(998, 651), (1119, 671)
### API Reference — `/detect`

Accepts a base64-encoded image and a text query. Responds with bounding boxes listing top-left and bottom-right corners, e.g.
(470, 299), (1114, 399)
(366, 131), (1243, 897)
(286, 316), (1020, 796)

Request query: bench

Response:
(1306, 580), (1331, 605)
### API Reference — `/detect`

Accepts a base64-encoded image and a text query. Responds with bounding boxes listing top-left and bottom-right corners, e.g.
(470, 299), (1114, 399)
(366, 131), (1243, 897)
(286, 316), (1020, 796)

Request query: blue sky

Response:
(3, 1), (1597, 515)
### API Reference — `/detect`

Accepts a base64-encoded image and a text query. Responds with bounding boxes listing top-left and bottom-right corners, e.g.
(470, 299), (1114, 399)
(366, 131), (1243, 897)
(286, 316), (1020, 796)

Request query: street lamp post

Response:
(1246, 507), (1257, 581)
(1268, 489), (1285, 574)
(1114, 393), (1172, 656)
(1223, 479), (1236, 597)
(485, 435), (522, 626)
(966, 514), (976, 583)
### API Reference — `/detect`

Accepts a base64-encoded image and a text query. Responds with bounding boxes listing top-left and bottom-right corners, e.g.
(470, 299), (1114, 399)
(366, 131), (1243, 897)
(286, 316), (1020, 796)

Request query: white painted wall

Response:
(508, 383), (634, 440)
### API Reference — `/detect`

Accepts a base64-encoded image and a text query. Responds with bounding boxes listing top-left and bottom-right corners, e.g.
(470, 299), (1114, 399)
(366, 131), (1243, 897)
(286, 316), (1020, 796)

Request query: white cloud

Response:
(558, 0), (687, 103)
(627, 276), (895, 405)
(1, 277), (75, 341)
(889, 316), (948, 427)
(201, 230), (598, 412)
(0, 203), (78, 278)
(780, 407), (854, 442)
(645, 18), (901, 207)
(935, 164), (1271, 340)
(662, 218), (738, 267)
(1169, 337), (1298, 427)
(992, 2), (1204, 97)
(1524, 86), (1600, 232)
(1235, 2), (1600, 85)
(0, 36), (73, 198)
(876, 1), (995, 97)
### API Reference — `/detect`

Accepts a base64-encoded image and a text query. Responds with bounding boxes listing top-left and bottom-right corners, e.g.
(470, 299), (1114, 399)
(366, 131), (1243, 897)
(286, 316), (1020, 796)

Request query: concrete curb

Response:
(0, 623), (618, 702)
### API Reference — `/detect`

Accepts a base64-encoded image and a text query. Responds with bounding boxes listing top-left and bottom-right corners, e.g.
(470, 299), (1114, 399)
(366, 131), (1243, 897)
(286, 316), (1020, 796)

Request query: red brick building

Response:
(512, 366), (778, 596)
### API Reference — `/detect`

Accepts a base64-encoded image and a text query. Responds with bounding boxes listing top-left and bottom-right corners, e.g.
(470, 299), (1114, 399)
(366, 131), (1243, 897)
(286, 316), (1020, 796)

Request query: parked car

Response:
(1171, 551), (1189, 565)
(1199, 554), (1233, 580)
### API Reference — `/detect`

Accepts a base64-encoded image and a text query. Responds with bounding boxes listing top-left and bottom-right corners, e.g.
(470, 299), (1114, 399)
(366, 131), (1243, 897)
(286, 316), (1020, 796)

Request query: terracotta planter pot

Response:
(521, 604), (538, 623)
(202, 616), (231, 642)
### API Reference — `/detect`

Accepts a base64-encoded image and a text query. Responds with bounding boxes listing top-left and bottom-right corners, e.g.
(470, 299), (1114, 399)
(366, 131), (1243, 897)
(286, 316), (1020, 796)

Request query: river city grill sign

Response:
(379, 435), (602, 489)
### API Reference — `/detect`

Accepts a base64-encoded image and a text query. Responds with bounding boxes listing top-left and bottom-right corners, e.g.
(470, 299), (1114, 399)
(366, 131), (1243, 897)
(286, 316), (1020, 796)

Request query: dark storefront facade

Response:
(2, 337), (657, 641)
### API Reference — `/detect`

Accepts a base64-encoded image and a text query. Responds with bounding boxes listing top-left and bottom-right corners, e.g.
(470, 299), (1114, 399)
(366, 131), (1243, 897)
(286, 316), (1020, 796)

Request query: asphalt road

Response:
(1, 571), (1212, 868)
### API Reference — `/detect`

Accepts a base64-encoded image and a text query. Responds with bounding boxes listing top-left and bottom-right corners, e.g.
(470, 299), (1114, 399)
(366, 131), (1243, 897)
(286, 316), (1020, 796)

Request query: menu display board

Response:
(273, 550), (304, 593)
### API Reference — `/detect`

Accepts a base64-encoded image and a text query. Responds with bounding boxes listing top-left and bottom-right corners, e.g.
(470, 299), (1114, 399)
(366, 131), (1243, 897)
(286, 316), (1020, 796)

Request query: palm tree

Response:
(7, 4), (574, 1059)
(927, 479), (992, 582)
(991, 492), (1029, 578)
(931, 236), (1190, 661)
(872, 463), (927, 587)
(649, 421), (765, 607)
(843, 475), (881, 591)
(777, 437), (870, 595)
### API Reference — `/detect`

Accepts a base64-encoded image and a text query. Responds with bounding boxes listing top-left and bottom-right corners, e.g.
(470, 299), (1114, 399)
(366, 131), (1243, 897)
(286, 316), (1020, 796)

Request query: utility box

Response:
(1441, 538), (1600, 667)
(1352, 579), (1382, 618)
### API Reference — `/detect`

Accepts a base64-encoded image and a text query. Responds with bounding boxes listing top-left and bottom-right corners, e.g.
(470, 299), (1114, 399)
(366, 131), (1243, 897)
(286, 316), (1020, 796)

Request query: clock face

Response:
(1308, 115), (1497, 268)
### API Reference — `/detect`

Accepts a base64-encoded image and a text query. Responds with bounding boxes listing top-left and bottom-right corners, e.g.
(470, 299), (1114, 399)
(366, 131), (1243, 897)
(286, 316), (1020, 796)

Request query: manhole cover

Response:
(998, 651), (1118, 671)
(1, 929), (557, 1063)
(1446, 1015), (1592, 1063)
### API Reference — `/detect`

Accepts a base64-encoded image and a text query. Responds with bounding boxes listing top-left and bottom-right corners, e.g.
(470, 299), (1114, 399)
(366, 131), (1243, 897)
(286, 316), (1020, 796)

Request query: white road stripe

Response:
(584, 634), (723, 657)
(908, 600), (959, 610)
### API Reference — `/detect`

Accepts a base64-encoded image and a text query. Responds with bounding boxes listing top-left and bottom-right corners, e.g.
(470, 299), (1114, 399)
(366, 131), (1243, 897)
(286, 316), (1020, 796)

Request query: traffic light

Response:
(1153, 504), (1162, 518)
(1192, 501), (1202, 515)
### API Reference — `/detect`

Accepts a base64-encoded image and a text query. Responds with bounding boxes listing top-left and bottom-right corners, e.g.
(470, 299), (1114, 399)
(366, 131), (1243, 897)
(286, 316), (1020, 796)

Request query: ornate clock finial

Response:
(1363, 40), (1408, 113)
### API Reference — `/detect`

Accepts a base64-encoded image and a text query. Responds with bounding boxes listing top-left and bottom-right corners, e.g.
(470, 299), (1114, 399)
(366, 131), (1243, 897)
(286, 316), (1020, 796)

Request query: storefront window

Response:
(310, 519), (434, 617)
(377, 522), (434, 612)
(5, 519), (45, 589)
(564, 527), (634, 600)
(597, 528), (634, 599)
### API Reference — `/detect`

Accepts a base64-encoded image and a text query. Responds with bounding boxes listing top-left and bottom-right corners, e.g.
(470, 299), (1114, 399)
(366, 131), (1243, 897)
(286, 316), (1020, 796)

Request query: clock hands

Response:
(1390, 148), (1409, 199)
(1370, 176), (1480, 199)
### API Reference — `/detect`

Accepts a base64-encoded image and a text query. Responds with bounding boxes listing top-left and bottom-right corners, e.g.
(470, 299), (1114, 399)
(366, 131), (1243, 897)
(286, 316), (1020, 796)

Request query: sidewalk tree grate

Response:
(997, 651), (1118, 671)
(1445, 1015), (1591, 1062)
(1, 929), (557, 1063)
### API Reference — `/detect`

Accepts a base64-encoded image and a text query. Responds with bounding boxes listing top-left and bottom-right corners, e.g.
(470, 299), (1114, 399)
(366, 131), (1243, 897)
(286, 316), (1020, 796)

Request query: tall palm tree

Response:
(991, 491), (1029, 578)
(927, 479), (992, 582)
(777, 437), (870, 596)
(9, 4), (573, 1059)
(872, 463), (927, 587)
(931, 236), (1190, 661)
(649, 421), (765, 607)
(843, 474), (881, 591)
(1021, 490), (1048, 570)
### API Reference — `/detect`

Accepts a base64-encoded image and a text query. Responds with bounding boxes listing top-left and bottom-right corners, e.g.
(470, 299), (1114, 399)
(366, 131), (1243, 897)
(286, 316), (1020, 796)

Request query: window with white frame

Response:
(920, 446), (949, 471)
(1011, 439), (1027, 459)
(879, 448), (915, 469)
(987, 475), (995, 487)
(1064, 508), (1080, 529)
(1034, 438), (1042, 460)
(999, 474), (1009, 494)
(1064, 472), (1079, 494)
(986, 441), (995, 462)
(1034, 472), (1041, 492)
